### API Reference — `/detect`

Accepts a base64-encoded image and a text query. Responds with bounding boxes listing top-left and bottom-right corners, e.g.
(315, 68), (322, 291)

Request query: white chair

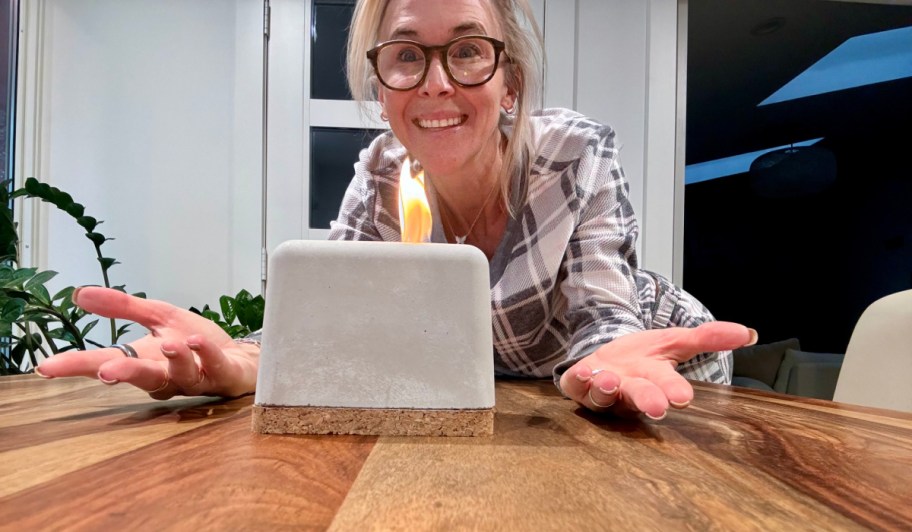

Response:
(833, 289), (912, 412)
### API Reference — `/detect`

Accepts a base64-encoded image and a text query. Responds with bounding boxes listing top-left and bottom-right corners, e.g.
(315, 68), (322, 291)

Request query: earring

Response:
(503, 105), (516, 116)
(380, 111), (389, 122)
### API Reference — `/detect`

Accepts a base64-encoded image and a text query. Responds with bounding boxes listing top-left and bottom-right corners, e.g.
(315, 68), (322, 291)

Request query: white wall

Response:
(16, 0), (263, 343)
(542, 0), (680, 279)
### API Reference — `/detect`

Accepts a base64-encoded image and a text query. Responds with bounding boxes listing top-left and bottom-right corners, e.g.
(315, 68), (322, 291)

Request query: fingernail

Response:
(670, 400), (690, 409)
(72, 286), (83, 305)
(575, 368), (591, 383)
(599, 385), (618, 395)
(98, 372), (119, 385)
(161, 347), (177, 358)
(746, 328), (759, 346)
(186, 341), (201, 351)
(34, 367), (53, 379)
(645, 411), (667, 421)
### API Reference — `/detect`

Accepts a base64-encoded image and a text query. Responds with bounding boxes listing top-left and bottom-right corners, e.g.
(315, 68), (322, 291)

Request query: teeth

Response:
(418, 116), (464, 128)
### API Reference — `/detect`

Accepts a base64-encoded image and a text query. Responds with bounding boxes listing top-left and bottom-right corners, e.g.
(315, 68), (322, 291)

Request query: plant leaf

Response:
(77, 216), (98, 232)
(235, 289), (252, 304)
(24, 270), (58, 290)
(98, 257), (120, 271)
(11, 267), (37, 285)
(237, 295), (265, 331)
(1, 298), (25, 322)
(8, 341), (28, 367)
(29, 284), (52, 305)
(85, 232), (108, 246)
(64, 203), (85, 218)
(85, 338), (106, 349)
(219, 295), (236, 324)
(81, 319), (99, 338)
(52, 286), (75, 302)
(116, 322), (133, 338)
(224, 324), (249, 338)
(24, 177), (42, 195)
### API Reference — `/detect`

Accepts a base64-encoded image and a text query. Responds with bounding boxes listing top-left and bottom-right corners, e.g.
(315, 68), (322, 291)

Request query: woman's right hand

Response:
(34, 287), (259, 399)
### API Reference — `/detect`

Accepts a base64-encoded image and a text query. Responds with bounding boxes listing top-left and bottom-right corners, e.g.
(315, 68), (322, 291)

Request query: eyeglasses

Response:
(366, 35), (507, 91)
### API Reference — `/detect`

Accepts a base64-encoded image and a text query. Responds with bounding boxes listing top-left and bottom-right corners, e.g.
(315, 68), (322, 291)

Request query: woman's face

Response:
(376, 0), (515, 177)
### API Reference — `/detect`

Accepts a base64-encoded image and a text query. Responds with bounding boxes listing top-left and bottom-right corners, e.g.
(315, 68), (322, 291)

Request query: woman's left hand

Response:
(559, 322), (756, 420)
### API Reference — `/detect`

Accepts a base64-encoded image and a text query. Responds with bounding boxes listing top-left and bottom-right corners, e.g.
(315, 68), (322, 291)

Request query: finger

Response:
(185, 334), (236, 391)
(639, 322), (757, 364)
(36, 346), (134, 378)
(588, 371), (621, 409)
(74, 286), (176, 329)
(559, 362), (597, 404)
(97, 357), (172, 396)
(160, 340), (203, 390)
(646, 367), (694, 409)
(617, 377), (669, 420)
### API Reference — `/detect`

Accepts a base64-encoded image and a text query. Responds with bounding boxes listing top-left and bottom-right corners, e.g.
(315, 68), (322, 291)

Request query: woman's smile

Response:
(415, 114), (468, 129)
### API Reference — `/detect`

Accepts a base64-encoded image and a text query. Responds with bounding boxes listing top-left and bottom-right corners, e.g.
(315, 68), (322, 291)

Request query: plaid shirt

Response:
(328, 108), (732, 386)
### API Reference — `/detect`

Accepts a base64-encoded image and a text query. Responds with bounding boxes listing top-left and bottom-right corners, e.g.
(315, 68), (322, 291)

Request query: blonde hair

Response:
(346, 0), (544, 214)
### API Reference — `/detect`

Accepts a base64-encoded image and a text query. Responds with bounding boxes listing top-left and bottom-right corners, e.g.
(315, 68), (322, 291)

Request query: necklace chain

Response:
(442, 179), (500, 245)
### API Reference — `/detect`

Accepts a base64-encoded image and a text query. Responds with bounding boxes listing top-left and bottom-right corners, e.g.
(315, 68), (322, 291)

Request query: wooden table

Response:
(1, 375), (910, 530)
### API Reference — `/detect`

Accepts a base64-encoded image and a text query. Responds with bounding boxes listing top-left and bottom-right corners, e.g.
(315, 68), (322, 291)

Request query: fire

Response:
(398, 157), (432, 243)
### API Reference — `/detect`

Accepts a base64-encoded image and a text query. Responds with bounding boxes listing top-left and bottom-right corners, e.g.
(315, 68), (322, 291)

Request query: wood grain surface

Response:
(328, 381), (912, 530)
(0, 376), (375, 530)
(2, 375), (910, 530)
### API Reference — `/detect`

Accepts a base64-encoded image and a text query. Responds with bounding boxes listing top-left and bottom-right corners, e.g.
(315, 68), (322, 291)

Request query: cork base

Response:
(252, 405), (494, 437)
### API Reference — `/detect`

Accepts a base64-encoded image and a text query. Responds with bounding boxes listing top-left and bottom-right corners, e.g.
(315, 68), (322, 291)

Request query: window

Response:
(310, 127), (384, 229)
(310, 0), (354, 100)
(305, 0), (386, 238)
(1, 0), (16, 189)
(683, 0), (912, 353)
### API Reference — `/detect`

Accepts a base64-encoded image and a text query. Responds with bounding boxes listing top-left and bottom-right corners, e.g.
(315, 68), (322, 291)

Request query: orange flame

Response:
(398, 157), (432, 243)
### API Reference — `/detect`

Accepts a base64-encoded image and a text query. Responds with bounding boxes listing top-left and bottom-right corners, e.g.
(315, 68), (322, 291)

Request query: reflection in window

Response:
(310, 127), (384, 229)
(311, 0), (356, 100)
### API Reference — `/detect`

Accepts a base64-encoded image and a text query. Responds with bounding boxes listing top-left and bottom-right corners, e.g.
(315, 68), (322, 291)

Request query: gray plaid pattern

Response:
(327, 109), (732, 388)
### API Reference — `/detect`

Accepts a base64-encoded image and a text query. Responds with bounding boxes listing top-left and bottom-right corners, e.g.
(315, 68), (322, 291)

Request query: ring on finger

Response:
(111, 343), (139, 358)
(149, 370), (171, 394)
(588, 387), (617, 410)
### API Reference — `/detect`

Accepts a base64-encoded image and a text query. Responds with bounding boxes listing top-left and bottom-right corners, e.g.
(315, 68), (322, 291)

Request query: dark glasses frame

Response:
(366, 35), (507, 91)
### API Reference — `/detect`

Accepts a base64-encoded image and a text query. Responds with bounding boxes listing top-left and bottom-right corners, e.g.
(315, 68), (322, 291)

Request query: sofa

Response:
(730, 338), (845, 400)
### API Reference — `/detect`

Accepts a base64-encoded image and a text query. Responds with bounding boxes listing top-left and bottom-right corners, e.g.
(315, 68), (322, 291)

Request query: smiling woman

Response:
(35, 0), (754, 422)
(329, 0), (754, 418)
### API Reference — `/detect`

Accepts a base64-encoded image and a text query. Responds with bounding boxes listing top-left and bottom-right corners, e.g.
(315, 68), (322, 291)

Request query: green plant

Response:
(1, 178), (265, 375)
(0, 178), (144, 375)
(190, 289), (265, 339)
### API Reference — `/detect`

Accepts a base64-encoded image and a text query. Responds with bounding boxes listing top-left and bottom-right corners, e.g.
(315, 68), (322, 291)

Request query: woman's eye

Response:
(397, 48), (422, 62)
(453, 44), (481, 59)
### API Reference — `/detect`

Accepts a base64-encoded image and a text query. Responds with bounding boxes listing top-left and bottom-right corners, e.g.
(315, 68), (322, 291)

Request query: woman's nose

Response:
(419, 55), (454, 97)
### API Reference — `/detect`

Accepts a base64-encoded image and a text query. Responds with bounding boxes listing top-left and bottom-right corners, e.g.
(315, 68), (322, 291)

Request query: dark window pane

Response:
(1, 0), (17, 186)
(311, 0), (355, 100)
(683, 0), (912, 356)
(310, 127), (383, 229)
(0, 0), (16, 363)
